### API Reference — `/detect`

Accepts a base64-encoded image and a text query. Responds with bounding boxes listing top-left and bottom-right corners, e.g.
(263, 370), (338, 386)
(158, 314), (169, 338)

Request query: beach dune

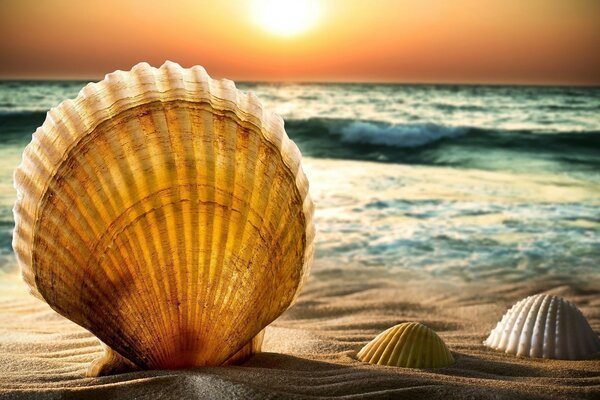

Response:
(1, 258), (598, 399)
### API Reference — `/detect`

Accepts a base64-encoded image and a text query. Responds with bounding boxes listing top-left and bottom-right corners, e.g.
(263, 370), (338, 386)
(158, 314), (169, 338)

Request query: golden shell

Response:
(13, 61), (315, 375)
(357, 322), (454, 368)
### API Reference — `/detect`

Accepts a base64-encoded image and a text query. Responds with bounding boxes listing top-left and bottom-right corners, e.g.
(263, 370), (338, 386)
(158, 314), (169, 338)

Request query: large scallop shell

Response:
(484, 294), (600, 360)
(13, 61), (315, 375)
(357, 322), (454, 368)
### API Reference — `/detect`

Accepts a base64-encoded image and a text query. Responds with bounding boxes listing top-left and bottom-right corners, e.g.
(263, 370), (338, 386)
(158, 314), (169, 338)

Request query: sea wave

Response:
(2, 111), (599, 174)
(284, 118), (600, 172)
(337, 121), (467, 148)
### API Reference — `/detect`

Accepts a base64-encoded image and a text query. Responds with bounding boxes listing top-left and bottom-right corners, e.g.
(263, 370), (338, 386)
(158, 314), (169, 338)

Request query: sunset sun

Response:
(252, 0), (320, 37)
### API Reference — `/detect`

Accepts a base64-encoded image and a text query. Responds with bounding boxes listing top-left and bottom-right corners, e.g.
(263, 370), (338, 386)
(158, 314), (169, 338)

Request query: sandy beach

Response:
(1, 256), (599, 399)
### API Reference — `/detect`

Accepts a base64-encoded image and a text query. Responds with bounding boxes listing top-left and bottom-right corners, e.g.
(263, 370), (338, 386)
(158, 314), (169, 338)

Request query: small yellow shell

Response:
(357, 322), (454, 368)
(13, 61), (314, 375)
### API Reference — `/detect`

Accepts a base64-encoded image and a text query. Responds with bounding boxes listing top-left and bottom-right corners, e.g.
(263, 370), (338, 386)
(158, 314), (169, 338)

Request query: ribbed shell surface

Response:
(13, 61), (315, 370)
(357, 322), (454, 368)
(484, 294), (600, 360)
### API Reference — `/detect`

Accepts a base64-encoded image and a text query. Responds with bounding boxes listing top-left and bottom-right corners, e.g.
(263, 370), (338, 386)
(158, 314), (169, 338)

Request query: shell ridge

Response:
(264, 181), (305, 306)
(76, 159), (162, 370)
(130, 66), (182, 366)
(202, 114), (240, 364)
(183, 89), (203, 355)
(382, 325), (405, 365)
(398, 323), (421, 367)
(209, 128), (246, 321)
(30, 102), (86, 304)
(552, 298), (562, 359)
(90, 194), (271, 270)
(407, 323), (425, 368)
(367, 328), (393, 361)
(162, 78), (195, 359)
(491, 300), (520, 351)
(186, 99), (215, 362)
(485, 303), (509, 349)
(218, 126), (253, 314)
(18, 83), (114, 301)
(420, 325), (431, 368)
(518, 293), (545, 357)
(176, 74), (197, 354)
(160, 72), (192, 359)
(211, 123), (262, 360)
(398, 323), (418, 367)
(530, 294), (551, 358)
(242, 194), (297, 319)
(194, 106), (218, 361)
(124, 71), (176, 363)
(198, 110), (233, 365)
(368, 325), (395, 364)
(374, 326), (399, 365)
(240, 140), (294, 274)
(357, 339), (376, 362)
(543, 295), (558, 358)
(484, 306), (503, 348)
(506, 295), (534, 354)
(357, 328), (387, 362)
(108, 224), (162, 366)
(140, 68), (180, 366)
(276, 163), (313, 295)
(220, 124), (264, 329)
(83, 75), (150, 343)
(212, 119), (242, 316)
(556, 298), (567, 359)
(390, 325), (411, 366)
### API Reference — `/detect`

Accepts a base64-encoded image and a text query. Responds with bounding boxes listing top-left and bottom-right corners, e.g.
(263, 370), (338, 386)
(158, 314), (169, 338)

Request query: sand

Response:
(0, 259), (599, 399)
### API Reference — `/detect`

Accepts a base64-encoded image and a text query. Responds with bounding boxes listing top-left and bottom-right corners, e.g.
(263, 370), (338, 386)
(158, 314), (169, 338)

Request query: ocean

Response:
(1, 81), (599, 280)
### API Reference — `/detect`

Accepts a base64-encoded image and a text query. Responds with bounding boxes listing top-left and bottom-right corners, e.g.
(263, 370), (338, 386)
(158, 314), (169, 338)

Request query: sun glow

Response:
(252, 0), (320, 37)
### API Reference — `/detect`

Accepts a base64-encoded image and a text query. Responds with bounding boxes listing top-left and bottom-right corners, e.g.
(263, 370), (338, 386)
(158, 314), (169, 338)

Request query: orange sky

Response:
(1, 0), (599, 84)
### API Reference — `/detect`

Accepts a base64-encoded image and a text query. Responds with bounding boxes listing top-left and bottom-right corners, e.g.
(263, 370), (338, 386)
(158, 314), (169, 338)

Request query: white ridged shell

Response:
(484, 294), (600, 360)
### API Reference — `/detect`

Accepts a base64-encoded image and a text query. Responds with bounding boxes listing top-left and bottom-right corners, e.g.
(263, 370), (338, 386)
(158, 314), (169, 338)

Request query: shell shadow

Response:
(436, 351), (600, 380)
(78, 352), (557, 400)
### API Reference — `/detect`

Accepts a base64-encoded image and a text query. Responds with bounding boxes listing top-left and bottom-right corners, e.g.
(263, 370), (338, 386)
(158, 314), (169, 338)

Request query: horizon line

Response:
(1, 77), (599, 89)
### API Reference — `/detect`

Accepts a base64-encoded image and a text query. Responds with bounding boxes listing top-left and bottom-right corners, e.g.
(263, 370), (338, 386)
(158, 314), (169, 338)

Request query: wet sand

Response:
(1, 258), (599, 399)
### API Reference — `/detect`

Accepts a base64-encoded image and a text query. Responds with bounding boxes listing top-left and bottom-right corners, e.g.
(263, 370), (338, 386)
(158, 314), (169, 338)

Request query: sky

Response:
(0, 0), (599, 85)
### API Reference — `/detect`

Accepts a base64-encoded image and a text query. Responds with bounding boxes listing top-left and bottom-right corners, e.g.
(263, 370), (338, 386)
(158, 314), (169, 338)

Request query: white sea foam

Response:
(303, 157), (600, 280)
(338, 122), (467, 147)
